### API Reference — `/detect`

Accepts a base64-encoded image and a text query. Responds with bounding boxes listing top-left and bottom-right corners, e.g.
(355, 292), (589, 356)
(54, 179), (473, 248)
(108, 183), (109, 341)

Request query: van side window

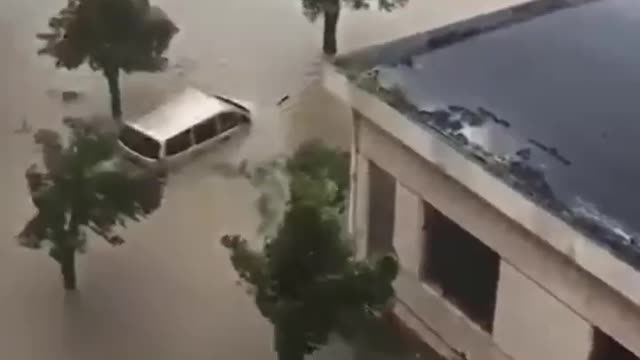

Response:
(165, 129), (193, 156)
(118, 125), (161, 160)
(218, 112), (240, 133)
(236, 113), (250, 124)
(193, 117), (219, 144)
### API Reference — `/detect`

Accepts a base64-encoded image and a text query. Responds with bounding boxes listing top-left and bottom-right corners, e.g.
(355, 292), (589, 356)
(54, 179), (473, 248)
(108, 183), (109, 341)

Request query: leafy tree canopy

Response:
(286, 140), (350, 210)
(18, 118), (166, 258)
(221, 141), (397, 360)
(38, 0), (178, 73)
(301, 0), (409, 22)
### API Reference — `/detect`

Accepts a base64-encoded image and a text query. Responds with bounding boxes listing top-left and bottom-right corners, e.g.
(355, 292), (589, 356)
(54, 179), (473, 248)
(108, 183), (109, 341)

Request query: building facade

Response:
(324, 1), (640, 359)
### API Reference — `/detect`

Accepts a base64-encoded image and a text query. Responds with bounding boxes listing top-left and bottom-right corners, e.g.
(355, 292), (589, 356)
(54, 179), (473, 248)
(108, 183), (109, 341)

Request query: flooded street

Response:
(0, 0), (526, 359)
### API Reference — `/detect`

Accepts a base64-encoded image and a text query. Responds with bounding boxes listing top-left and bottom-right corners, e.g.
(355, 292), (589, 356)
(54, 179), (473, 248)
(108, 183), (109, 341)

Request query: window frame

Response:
(367, 160), (397, 255)
(590, 327), (638, 360)
(118, 125), (161, 160)
(217, 111), (245, 134)
(420, 205), (500, 333)
(164, 128), (194, 157)
(193, 116), (220, 145)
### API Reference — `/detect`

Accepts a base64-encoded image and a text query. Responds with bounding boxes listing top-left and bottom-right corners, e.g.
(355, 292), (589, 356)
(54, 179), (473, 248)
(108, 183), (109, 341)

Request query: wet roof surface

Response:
(340, 0), (640, 267)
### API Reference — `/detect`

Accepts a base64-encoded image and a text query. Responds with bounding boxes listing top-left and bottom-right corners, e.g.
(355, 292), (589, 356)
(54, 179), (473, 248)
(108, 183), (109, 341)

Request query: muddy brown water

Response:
(0, 0), (520, 358)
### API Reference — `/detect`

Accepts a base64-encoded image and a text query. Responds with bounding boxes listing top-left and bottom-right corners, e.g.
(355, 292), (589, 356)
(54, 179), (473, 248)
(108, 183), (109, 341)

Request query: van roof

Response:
(126, 87), (235, 141)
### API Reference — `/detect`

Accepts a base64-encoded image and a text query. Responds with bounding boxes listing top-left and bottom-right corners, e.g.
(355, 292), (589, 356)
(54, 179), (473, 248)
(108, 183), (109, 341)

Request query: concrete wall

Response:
(494, 262), (593, 360)
(387, 176), (595, 360)
(347, 111), (640, 359)
(329, 70), (640, 357)
(391, 183), (424, 277)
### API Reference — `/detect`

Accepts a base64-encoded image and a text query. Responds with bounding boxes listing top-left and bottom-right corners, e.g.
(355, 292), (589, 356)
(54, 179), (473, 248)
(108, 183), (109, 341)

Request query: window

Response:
(367, 161), (396, 255)
(421, 204), (500, 333)
(118, 126), (160, 159)
(165, 129), (192, 156)
(590, 328), (638, 360)
(193, 117), (219, 144)
(218, 112), (240, 133)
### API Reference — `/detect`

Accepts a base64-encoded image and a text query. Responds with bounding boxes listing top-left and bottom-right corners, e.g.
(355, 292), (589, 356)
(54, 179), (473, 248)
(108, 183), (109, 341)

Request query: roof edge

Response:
(322, 62), (640, 311)
(333, 0), (600, 74)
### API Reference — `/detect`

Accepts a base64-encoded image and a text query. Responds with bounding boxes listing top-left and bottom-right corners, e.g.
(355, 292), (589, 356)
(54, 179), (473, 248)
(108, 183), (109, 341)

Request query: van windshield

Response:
(118, 126), (161, 160)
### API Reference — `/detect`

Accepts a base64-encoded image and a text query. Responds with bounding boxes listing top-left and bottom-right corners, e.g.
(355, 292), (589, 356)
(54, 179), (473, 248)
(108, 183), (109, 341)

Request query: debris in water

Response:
(62, 90), (81, 103)
(277, 95), (290, 106)
(516, 147), (532, 161)
(14, 118), (32, 134)
(36, 32), (57, 40)
(494, 117), (511, 128)
(528, 138), (571, 166)
(477, 107), (510, 127)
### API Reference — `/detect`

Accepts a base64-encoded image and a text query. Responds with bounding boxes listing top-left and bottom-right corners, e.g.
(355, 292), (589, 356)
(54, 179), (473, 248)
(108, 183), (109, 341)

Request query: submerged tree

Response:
(301, 0), (408, 55)
(17, 118), (166, 290)
(37, 0), (179, 121)
(221, 141), (398, 360)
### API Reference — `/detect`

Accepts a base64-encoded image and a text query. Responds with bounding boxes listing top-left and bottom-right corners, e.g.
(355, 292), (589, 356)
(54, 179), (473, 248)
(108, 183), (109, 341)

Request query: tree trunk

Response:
(104, 66), (122, 122)
(60, 247), (77, 290)
(323, 2), (340, 55)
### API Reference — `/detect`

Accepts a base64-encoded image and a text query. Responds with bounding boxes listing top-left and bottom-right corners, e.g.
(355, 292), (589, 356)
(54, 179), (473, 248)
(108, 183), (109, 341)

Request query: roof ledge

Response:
(323, 62), (640, 310)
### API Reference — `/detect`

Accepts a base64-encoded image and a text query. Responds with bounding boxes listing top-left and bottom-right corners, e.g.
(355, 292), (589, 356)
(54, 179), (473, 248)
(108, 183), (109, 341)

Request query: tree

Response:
(301, 0), (409, 55)
(17, 118), (167, 290)
(37, 0), (179, 121)
(220, 141), (398, 360)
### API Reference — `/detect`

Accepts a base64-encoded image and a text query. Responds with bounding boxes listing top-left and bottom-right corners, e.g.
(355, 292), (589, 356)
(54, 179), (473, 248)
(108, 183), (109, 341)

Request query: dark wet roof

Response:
(337, 0), (640, 267)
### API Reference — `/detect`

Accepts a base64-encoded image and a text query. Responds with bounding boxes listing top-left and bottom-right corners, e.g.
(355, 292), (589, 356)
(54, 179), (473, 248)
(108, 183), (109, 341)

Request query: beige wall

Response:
(395, 271), (512, 360)
(392, 183), (424, 277)
(347, 111), (640, 359)
(352, 152), (369, 259)
(324, 64), (640, 316)
(370, 141), (596, 360)
(494, 262), (593, 360)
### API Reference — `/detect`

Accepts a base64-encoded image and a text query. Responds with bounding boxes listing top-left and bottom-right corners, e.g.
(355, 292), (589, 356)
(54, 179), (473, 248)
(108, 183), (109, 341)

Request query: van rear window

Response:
(119, 126), (160, 160)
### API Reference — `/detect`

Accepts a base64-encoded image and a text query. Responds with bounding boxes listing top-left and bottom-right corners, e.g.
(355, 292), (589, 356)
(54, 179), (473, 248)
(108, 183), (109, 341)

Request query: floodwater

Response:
(0, 0), (524, 359)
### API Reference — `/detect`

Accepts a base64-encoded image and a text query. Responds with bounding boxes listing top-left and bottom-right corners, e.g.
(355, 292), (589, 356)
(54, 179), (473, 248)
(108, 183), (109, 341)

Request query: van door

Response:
(217, 111), (246, 138)
(164, 128), (194, 163)
(192, 116), (222, 153)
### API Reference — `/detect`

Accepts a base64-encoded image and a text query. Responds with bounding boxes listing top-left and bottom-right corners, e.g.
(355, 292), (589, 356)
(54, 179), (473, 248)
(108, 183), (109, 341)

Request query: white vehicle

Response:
(118, 87), (251, 166)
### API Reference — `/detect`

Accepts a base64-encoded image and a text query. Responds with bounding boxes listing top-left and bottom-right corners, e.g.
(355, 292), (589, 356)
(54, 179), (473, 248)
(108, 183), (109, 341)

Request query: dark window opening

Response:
(421, 204), (500, 333)
(165, 129), (193, 156)
(590, 327), (638, 360)
(118, 126), (160, 160)
(218, 112), (241, 133)
(368, 161), (396, 255)
(194, 117), (219, 144)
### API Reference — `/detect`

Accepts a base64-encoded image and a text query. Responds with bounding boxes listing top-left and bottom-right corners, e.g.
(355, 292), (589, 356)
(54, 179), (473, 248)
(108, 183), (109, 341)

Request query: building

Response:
(323, 0), (640, 359)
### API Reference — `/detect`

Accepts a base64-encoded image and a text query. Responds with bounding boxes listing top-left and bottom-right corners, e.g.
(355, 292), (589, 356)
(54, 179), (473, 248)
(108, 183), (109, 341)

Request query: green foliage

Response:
(220, 141), (397, 360)
(18, 118), (166, 286)
(301, 0), (409, 22)
(286, 140), (349, 210)
(37, 0), (178, 119)
(212, 140), (349, 237)
(38, 0), (178, 73)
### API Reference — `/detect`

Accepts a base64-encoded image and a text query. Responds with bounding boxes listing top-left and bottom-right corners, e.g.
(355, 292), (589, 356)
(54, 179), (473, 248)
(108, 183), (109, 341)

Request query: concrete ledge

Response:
(394, 272), (513, 360)
(334, 0), (598, 71)
(391, 301), (458, 360)
(325, 66), (640, 356)
(323, 62), (640, 311)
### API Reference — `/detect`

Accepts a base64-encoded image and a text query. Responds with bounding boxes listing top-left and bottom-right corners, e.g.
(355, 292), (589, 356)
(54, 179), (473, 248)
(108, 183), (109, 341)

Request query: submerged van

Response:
(118, 87), (251, 166)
